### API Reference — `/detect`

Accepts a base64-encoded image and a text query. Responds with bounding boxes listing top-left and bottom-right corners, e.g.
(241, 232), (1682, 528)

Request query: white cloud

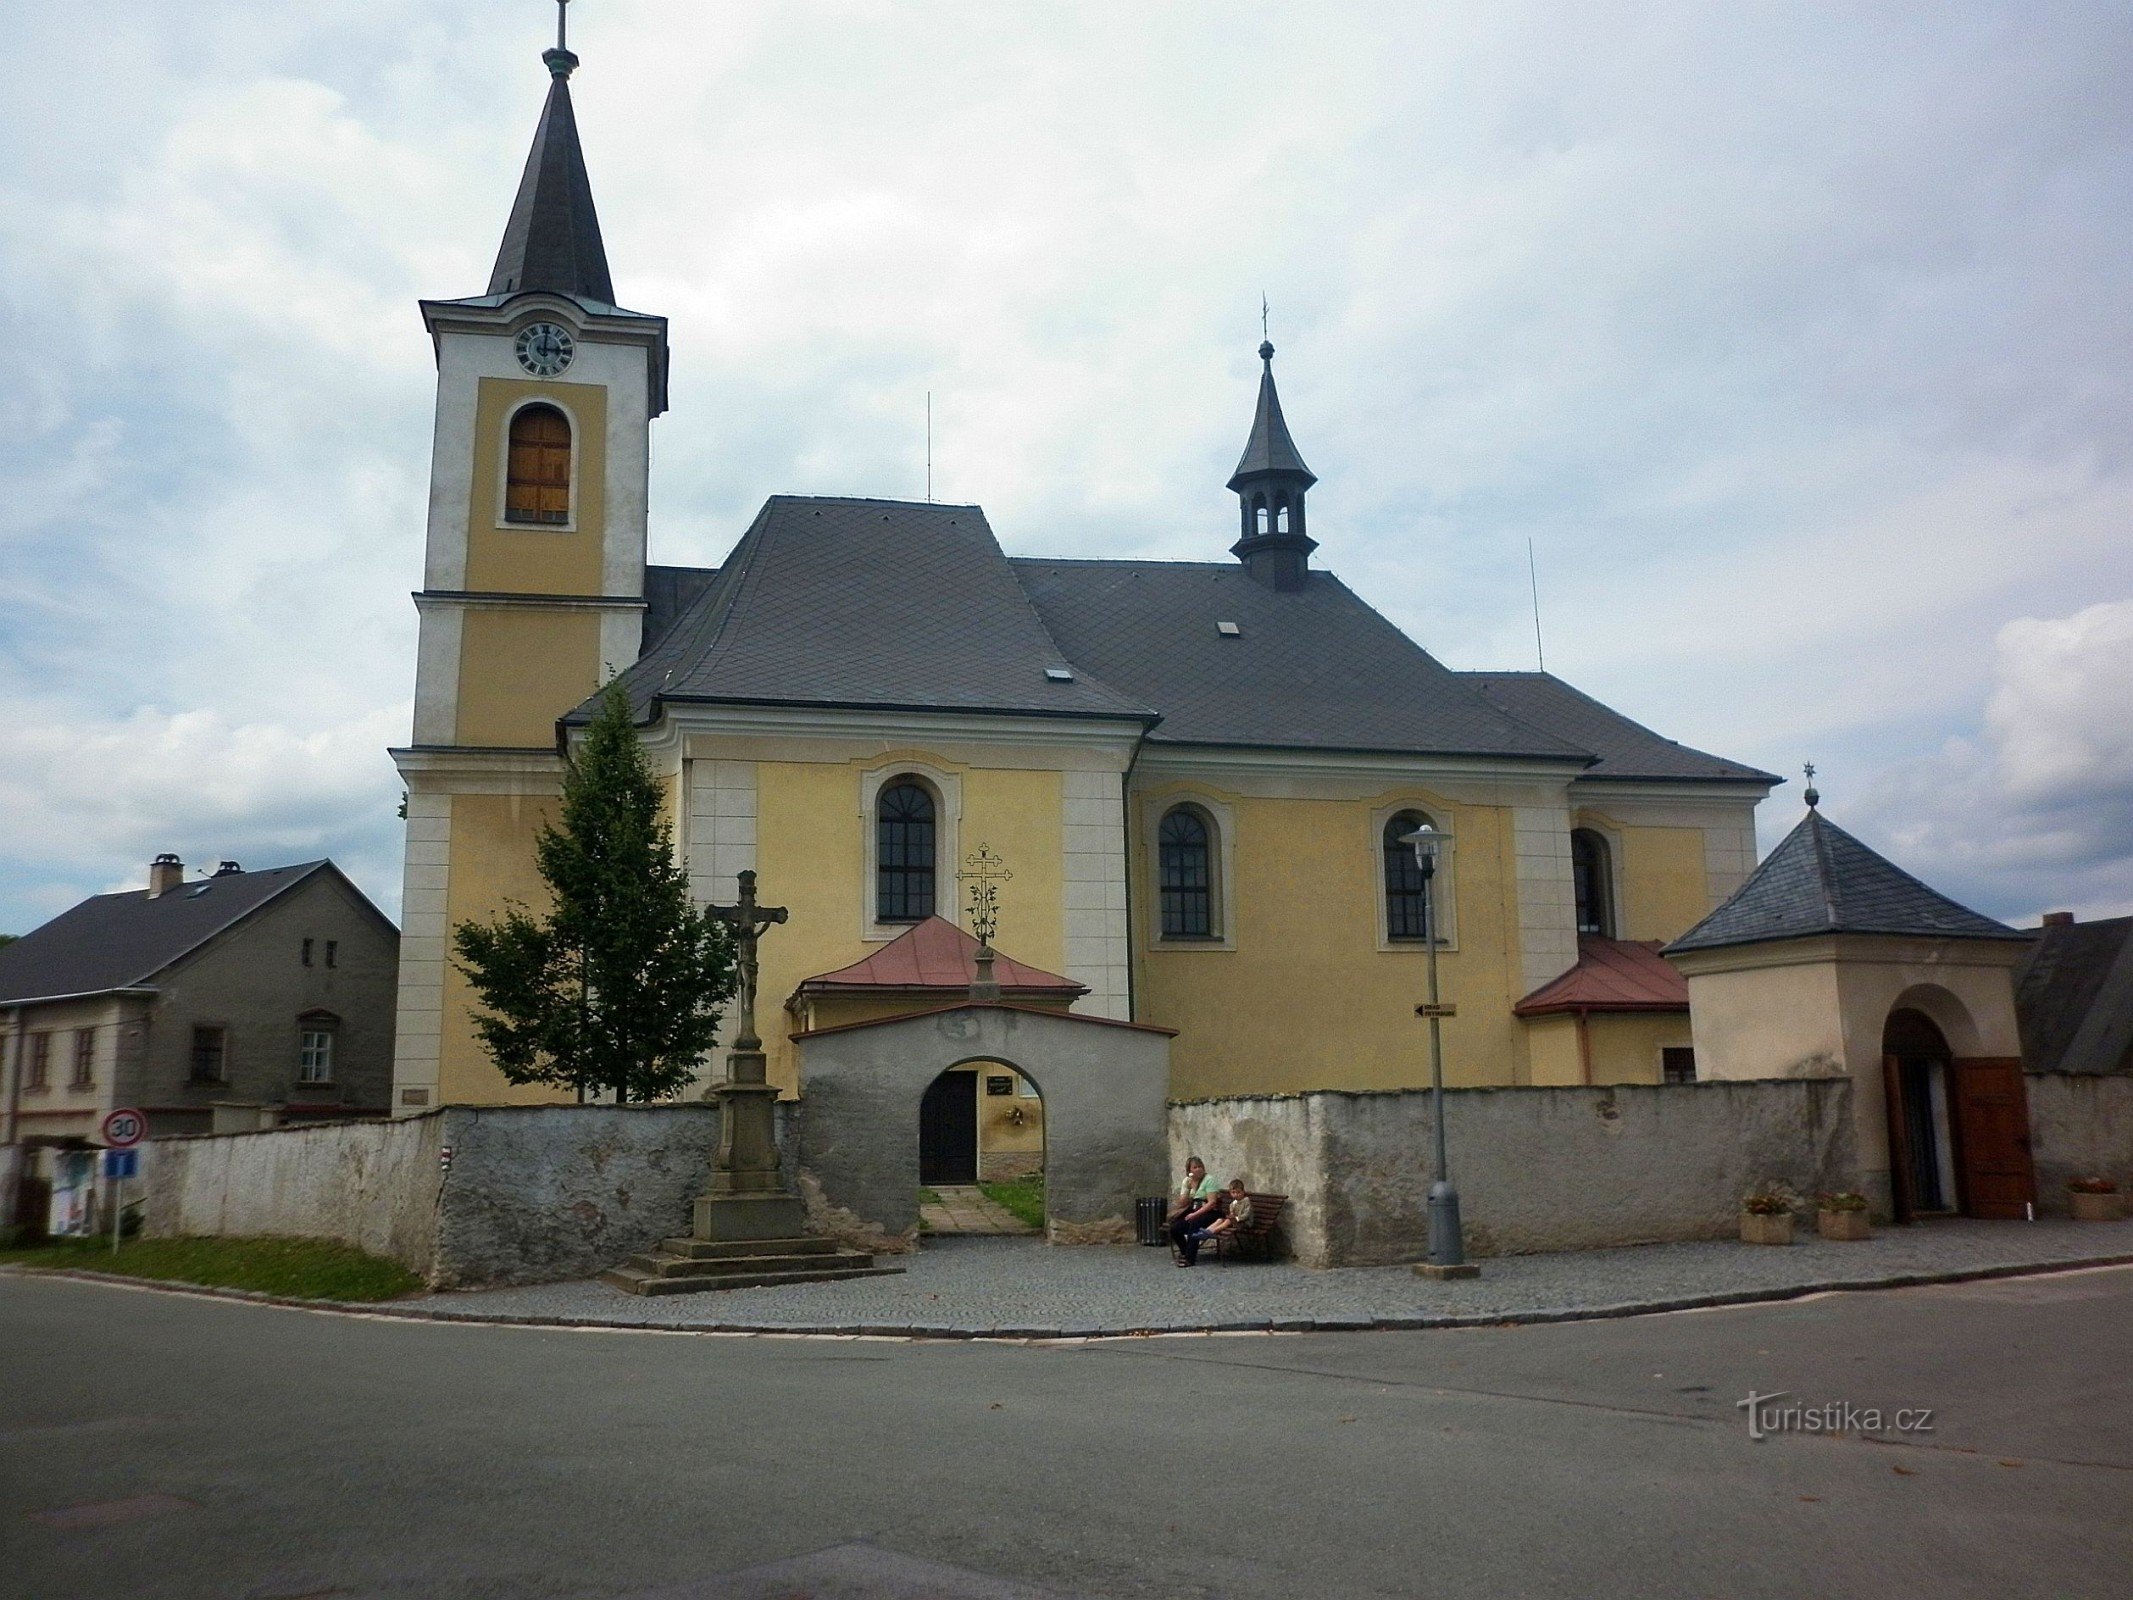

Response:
(1853, 599), (2133, 922)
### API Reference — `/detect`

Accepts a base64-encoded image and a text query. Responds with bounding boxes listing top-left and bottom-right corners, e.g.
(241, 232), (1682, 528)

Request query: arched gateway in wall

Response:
(793, 1003), (1174, 1245)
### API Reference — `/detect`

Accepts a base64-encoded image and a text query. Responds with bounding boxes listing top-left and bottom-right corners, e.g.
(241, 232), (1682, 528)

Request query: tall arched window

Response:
(505, 403), (572, 524)
(1254, 497), (1270, 535)
(1384, 810), (1435, 941)
(1572, 828), (1613, 937)
(1158, 807), (1215, 938)
(876, 780), (936, 922)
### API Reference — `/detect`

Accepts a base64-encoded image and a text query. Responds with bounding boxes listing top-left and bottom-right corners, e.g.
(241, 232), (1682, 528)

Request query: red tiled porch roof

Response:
(1514, 935), (1689, 1017)
(789, 916), (1087, 1001)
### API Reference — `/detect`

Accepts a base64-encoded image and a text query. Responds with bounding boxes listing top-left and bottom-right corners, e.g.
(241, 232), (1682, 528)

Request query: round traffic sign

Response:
(100, 1107), (147, 1149)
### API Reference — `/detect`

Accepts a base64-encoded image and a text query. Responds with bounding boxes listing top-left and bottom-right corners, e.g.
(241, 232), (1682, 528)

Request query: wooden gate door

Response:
(919, 1071), (978, 1185)
(1949, 1058), (2035, 1219)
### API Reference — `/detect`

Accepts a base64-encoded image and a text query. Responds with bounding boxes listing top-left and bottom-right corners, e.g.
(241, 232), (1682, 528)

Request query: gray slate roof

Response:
(2017, 915), (2133, 1074)
(1667, 809), (2020, 954)
(1464, 672), (1778, 784)
(593, 499), (1152, 724)
(489, 73), (613, 303)
(0, 863), (334, 1006)
(1014, 559), (1589, 759)
(643, 563), (718, 654)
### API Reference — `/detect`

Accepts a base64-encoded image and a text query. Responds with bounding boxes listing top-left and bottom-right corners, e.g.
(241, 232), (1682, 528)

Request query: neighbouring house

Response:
(2017, 912), (2133, 1077)
(0, 856), (399, 1158)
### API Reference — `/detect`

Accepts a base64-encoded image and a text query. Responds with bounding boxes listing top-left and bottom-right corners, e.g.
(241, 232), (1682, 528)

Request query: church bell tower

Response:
(391, 12), (669, 1113)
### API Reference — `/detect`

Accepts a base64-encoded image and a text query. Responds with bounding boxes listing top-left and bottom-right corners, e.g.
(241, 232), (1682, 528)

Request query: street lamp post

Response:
(1401, 822), (1478, 1279)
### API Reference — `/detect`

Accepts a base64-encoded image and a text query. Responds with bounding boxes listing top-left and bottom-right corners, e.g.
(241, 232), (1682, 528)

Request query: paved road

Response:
(4, 1267), (2130, 1599)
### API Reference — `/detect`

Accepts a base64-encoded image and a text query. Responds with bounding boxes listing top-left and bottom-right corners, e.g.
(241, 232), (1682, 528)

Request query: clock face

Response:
(514, 321), (574, 377)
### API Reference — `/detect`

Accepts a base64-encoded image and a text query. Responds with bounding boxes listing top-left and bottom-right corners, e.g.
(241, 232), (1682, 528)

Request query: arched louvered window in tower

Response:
(1572, 828), (1614, 937)
(1384, 810), (1436, 941)
(876, 780), (937, 923)
(504, 404), (572, 524)
(1158, 807), (1216, 938)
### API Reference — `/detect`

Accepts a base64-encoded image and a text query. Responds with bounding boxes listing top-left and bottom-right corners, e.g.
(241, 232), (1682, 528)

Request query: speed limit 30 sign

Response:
(100, 1107), (148, 1149)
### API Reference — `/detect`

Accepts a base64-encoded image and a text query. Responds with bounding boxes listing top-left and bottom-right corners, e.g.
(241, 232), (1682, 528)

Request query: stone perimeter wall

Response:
(142, 1103), (793, 1289)
(2027, 1072), (2133, 1213)
(1170, 1079), (1860, 1268)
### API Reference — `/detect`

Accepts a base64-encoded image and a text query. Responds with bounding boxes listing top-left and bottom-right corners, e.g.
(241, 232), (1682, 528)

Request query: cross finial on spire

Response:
(544, 0), (578, 78)
(1803, 762), (1820, 809)
(1259, 295), (1273, 363)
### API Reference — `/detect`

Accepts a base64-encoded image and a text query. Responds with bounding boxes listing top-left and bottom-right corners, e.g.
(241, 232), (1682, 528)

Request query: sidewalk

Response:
(920, 1185), (1038, 1236)
(374, 1216), (2133, 1339)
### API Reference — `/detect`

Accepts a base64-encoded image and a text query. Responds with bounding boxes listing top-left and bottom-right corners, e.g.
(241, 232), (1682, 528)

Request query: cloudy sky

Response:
(2, 1), (2128, 933)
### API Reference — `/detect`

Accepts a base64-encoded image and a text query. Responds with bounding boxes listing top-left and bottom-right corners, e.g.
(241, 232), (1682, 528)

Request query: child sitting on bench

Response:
(1180, 1180), (1253, 1265)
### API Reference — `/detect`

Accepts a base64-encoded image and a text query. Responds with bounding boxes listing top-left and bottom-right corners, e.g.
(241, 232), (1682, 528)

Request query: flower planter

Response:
(1817, 1209), (1871, 1241)
(1740, 1211), (1794, 1246)
(2070, 1191), (2126, 1223)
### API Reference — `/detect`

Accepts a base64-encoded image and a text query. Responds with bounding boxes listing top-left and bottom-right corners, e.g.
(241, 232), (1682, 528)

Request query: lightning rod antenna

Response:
(1528, 537), (1546, 672)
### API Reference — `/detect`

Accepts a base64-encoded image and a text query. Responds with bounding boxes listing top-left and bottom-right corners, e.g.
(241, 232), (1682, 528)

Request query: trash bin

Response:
(1135, 1196), (1169, 1247)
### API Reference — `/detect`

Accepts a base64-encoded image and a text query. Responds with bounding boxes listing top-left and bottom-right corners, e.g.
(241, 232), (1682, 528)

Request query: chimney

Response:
(214, 861), (244, 877)
(2042, 911), (2075, 927)
(148, 854), (184, 898)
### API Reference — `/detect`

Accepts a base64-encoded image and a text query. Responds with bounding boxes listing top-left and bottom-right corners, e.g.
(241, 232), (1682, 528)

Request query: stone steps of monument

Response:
(656, 1235), (843, 1261)
(599, 1255), (904, 1297)
(623, 1247), (872, 1280)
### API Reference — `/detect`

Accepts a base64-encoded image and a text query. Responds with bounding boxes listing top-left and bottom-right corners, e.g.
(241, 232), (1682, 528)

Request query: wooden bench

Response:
(1204, 1192), (1287, 1263)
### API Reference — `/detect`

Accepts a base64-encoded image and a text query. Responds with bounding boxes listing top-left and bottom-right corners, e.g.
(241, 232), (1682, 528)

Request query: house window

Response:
(189, 1026), (227, 1084)
(504, 403), (572, 525)
(325, 940), (338, 969)
(301, 937), (313, 967)
(297, 1023), (336, 1085)
(1572, 828), (1614, 937)
(1384, 810), (1438, 941)
(71, 1029), (95, 1088)
(25, 1032), (50, 1090)
(1158, 806), (1216, 938)
(1662, 1047), (1697, 1084)
(876, 779), (937, 923)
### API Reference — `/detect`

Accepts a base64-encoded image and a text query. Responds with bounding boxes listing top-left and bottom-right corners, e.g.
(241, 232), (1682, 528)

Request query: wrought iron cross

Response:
(709, 870), (787, 1052)
(957, 844), (1013, 948)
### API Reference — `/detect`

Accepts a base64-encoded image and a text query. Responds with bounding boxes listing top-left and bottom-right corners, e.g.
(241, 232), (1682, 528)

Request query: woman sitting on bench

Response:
(1169, 1158), (1223, 1263)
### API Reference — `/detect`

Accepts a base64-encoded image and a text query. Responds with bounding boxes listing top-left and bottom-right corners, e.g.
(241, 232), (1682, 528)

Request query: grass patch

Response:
(916, 1187), (942, 1206)
(0, 1236), (422, 1302)
(980, 1174), (1046, 1231)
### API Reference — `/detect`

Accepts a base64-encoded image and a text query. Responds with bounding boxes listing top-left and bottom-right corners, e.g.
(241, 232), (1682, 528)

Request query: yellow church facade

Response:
(389, 45), (1775, 1118)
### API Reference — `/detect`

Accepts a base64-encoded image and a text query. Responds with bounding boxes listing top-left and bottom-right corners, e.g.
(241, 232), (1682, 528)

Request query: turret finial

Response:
(544, 0), (578, 78)
(1803, 762), (1820, 809)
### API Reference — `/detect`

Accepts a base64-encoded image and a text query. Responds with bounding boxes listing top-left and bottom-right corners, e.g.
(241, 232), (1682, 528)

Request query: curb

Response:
(8, 1251), (2133, 1342)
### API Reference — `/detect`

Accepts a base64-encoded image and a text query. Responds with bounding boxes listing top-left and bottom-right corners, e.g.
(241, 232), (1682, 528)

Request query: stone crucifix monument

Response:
(695, 869), (804, 1241)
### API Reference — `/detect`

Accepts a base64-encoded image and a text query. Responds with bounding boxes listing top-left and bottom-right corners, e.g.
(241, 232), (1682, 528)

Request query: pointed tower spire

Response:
(488, 1), (615, 304)
(1227, 337), (1319, 591)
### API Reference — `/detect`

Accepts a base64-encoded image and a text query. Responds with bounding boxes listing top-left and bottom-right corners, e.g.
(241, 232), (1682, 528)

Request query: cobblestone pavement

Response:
(919, 1185), (1036, 1236)
(396, 1217), (2133, 1337)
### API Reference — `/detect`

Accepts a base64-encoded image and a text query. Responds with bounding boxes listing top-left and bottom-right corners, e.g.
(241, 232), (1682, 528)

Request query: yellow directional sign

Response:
(1414, 1002), (1457, 1019)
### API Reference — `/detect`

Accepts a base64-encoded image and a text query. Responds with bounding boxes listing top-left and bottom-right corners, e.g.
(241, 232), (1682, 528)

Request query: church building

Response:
(389, 39), (1780, 1126)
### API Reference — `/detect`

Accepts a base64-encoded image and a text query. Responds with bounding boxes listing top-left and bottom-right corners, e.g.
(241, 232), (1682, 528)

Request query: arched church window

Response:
(877, 780), (937, 922)
(1384, 810), (1436, 941)
(1572, 828), (1614, 937)
(1275, 502), (1291, 534)
(505, 404), (572, 525)
(1158, 807), (1216, 938)
(1254, 498), (1270, 536)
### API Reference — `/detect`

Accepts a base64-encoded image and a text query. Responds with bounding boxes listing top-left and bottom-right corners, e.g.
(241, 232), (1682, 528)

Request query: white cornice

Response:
(413, 589), (647, 613)
(1134, 744), (1591, 787)
(1571, 778), (1778, 805)
(391, 746), (564, 788)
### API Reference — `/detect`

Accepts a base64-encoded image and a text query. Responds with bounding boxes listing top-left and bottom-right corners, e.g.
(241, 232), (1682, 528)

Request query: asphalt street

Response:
(4, 1265), (2130, 1599)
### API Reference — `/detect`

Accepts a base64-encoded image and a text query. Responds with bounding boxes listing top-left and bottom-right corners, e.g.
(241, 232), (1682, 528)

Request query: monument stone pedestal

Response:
(599, 870), (904, 1296)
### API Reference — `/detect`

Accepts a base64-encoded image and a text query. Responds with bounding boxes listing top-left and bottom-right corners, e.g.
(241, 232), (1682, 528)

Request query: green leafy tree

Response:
(452, 684), (735, 1103)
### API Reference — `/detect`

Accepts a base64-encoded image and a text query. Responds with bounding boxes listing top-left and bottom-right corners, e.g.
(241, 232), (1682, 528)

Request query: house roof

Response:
(584, 498), (1154, 727)
(790, 917), (1086, 1000)
(1514, 936), (1690, 1016)
(488, 64), (613, 303)
(2017, 915), (2133, 1074)
(1463, 672), (1779, 785)
(1667, 808), (2021, 955)
(0, 862), (346, 1006)
(1012, 558), (1591, 759)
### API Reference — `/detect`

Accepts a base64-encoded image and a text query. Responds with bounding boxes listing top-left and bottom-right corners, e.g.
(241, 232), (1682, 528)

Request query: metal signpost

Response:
(99, 1108), (146, 1254)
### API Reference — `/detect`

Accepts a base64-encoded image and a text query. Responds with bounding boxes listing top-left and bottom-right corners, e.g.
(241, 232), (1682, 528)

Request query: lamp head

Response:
(1399, 822), (1442, 872)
